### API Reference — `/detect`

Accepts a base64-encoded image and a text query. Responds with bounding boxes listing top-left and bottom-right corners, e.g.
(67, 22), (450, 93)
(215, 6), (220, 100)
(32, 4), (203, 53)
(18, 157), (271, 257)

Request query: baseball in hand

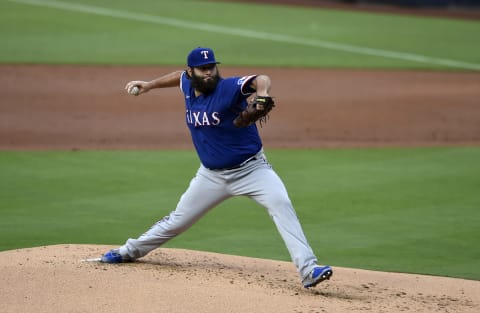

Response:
(130, 86), (140, 96)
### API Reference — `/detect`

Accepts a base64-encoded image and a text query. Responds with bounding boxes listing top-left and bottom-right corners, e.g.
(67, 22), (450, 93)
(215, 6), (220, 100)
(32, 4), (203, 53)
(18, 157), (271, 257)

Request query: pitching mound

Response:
(1, 245), (478, 313)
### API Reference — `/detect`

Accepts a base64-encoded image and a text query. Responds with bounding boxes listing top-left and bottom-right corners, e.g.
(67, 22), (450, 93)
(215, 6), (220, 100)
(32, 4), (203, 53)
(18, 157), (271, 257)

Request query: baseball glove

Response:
(233, 96), (275, 128)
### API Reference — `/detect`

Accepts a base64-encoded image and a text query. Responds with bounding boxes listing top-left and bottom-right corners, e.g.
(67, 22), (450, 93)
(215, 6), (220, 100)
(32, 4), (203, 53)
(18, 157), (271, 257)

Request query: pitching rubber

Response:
(80, 257), (102, 262)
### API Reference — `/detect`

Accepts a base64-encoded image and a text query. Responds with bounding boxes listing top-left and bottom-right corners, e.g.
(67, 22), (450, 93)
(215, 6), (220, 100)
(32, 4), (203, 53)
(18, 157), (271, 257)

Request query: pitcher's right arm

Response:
(125, 71), (183, 95)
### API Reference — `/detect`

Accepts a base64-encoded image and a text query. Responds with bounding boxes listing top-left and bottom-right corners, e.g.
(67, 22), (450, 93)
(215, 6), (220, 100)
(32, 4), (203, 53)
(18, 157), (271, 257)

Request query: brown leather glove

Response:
(233, 96), (275, 128)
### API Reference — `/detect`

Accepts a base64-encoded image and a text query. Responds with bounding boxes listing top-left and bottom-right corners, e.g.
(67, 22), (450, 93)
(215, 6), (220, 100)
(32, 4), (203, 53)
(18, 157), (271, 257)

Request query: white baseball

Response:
(130, 86), (140, 95)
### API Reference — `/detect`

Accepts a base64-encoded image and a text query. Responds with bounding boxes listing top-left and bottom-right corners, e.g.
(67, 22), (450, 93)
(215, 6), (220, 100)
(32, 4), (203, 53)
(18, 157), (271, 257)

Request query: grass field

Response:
(1, 0), (479, 281)
(1, 148), (479, 280)
(1, 0), (480, 69)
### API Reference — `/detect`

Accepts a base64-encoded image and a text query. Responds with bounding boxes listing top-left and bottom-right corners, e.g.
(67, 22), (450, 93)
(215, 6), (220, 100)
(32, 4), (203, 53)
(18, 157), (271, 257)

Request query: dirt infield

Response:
(1, 64), (480, 312)
(1, 64), (480, 150)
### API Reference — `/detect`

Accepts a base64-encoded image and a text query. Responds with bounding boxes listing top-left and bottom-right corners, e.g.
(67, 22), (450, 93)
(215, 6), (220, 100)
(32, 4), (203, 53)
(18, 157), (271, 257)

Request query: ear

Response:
(186, 67), (193, 78)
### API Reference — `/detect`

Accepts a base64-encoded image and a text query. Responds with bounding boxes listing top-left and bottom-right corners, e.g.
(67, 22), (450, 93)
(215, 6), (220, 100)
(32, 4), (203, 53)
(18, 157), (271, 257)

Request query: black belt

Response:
(209, 155), (257, 171)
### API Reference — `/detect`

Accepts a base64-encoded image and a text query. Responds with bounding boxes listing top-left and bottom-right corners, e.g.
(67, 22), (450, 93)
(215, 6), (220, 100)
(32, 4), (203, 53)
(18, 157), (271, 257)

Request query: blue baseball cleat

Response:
(100, 249), (132, 263)
(303, 265), (333, 288)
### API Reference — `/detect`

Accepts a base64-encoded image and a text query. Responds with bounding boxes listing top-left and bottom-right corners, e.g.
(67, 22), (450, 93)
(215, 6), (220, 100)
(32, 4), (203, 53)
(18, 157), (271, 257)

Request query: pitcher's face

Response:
(189, 65), (220, 95)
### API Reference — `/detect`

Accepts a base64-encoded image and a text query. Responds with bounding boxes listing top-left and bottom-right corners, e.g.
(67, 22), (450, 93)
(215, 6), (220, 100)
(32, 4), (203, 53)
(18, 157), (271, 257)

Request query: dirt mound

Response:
(1, 245), (478, 313)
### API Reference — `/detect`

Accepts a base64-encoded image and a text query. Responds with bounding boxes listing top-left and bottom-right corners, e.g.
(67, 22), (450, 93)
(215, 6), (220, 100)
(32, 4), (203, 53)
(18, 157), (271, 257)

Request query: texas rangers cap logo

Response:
(187, 47), (221, 67)
(200, 50), (210, 59)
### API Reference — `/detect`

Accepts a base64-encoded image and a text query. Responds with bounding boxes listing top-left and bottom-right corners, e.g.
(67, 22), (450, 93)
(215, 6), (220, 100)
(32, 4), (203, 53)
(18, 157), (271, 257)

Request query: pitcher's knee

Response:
(274, 195), (293, 207)
(265, 196), (295, 213)
(154, 212), (195, 235)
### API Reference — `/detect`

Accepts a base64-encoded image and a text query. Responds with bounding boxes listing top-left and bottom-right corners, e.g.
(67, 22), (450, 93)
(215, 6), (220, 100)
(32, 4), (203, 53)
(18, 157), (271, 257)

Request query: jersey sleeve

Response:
(180, 71), (187, 94)
(237, 75), (257, 95)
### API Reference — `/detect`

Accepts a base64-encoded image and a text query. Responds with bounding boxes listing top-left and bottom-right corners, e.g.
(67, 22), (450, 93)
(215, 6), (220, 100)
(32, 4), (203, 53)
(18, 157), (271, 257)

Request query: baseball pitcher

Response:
(100, 47), (332, 288)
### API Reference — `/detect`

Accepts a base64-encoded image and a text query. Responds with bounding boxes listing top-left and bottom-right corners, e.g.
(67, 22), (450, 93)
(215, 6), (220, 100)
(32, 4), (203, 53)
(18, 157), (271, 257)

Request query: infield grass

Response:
(1, 0), (480, 284)
(1, 0), (480, 69)
(1, 147), (479, 280)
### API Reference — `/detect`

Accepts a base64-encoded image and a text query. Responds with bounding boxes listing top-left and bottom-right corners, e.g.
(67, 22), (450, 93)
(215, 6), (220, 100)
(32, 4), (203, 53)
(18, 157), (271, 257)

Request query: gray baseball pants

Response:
(119, 150), (319, 279)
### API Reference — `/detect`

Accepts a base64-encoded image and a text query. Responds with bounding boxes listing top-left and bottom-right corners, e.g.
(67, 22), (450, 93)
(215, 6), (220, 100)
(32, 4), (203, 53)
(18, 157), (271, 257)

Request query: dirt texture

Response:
(1, 64), (480, 150)
(1, 245), (479, 313)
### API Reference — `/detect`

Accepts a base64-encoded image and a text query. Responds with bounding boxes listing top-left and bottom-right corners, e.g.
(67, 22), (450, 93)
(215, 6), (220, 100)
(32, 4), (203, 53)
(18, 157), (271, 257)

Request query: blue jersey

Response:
(180, 71), (262, 169)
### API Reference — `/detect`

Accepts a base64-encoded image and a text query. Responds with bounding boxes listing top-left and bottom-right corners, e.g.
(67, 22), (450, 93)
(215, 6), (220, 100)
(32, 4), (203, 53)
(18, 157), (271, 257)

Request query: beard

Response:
(190, 69), (221, 95)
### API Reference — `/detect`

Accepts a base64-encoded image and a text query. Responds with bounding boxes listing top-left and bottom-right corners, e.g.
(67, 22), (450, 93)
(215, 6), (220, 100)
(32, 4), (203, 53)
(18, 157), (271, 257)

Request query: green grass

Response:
(1, 0), (479, 69)
(1, 148), (479, 280)
(1, 0), (479, 283)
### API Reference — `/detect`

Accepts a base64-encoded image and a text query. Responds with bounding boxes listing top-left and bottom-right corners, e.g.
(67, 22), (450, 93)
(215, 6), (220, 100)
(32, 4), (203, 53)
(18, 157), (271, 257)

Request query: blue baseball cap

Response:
(187, 47), (220, 67)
